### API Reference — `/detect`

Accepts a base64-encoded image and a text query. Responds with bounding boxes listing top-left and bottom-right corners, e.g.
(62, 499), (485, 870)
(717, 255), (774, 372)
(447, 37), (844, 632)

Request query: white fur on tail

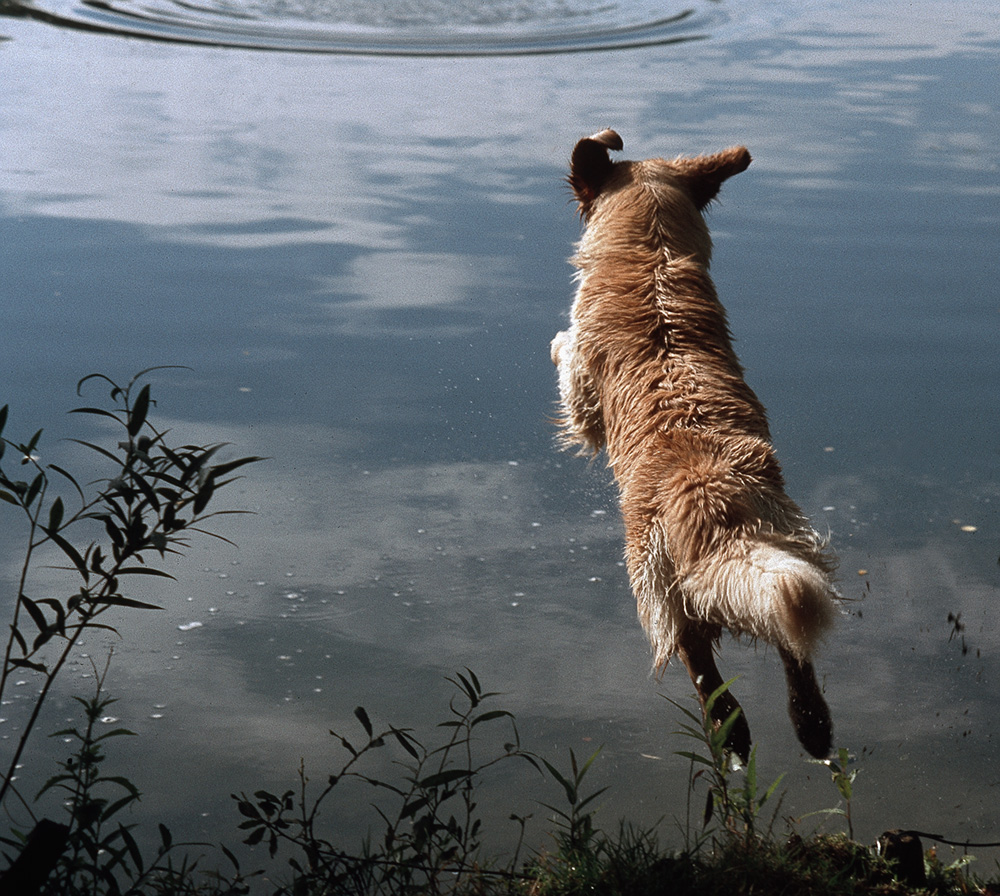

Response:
(635, 529), (837, 668)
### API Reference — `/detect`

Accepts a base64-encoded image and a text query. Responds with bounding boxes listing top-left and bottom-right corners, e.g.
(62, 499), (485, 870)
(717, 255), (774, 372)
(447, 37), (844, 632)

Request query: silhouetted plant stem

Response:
(0, 369), (262, 818)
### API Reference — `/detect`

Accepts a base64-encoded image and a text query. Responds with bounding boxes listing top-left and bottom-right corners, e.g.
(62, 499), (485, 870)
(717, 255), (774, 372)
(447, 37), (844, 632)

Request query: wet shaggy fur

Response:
(551, 129), (838, 759)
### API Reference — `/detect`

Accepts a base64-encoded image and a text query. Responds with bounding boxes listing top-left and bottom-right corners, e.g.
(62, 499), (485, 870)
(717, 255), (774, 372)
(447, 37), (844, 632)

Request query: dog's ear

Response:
(673, 146), (751, 210)
(568, 129), (624, 216)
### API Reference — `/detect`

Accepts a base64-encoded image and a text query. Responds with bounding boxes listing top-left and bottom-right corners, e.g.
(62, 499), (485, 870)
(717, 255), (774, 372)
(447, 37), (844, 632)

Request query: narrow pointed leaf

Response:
(130, 471), (160, 511)
(21, 594), (48, 632)
(102, 794), (139, 822)
(471, 709), (513, 727)
(762, 773), (785, 805)
(192, 477), (215, 515)
(43, 526), (89, 581)
(25, 428), (43, 455)
(334, 735), (358, 757)
(578, 746), (603, 777)
(418, 769), (471, 789)
(68, 406), (123, 423)
(575, 786), (609, 813)
(127, 384), (151, 437)
(9, 657), (47, 673)
(48, 496), (64, 531)
(541, 758), (577, 806)
(675, 750), (715, 767)
(354, 706), (373, 737)
(116, 567), (175, 579)
(118, 824), (144, 873)
(400, 796), (431, 819)
(221, 844), (240, 871)
(23, 472), (44, 508)
(466, 667), (481, 693)
(210, 456), (265, 478)
(48, 464), (86, 504)
(390, 726), (421, 760)
(98, 594), (163, 610)
(66, 438), (121, 464)
(9, 625), (29, 656)
(32, 628), (55, 651)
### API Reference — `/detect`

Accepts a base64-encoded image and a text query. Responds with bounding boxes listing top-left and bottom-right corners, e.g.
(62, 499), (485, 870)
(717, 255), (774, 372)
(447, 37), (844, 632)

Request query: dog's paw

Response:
(551, 330), (570, 366)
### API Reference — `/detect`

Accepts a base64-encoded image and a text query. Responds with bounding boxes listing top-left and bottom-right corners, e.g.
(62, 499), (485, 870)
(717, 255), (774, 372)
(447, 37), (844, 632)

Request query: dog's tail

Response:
(680, 541), (838, 660)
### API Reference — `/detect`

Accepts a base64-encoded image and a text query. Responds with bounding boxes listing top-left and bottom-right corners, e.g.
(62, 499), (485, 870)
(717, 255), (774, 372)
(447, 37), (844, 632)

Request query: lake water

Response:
(2, 0), (1000, 881)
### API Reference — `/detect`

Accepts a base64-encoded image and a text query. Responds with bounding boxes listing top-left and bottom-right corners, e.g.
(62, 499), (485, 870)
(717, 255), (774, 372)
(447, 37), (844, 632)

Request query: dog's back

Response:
(553, 130), (837, 758)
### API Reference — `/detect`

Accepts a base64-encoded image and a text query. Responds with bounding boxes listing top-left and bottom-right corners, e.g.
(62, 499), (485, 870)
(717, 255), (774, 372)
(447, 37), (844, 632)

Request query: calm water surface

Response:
(2, 0), (1000, 875)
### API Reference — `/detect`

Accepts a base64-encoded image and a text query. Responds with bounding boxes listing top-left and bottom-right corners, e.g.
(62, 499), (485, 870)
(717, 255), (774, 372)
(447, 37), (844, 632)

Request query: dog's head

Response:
(568, 129), (751, 263)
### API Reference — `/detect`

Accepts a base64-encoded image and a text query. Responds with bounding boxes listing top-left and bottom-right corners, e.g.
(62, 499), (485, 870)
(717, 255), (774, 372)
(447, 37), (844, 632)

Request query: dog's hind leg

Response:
(778, 646), (832, 758)
(677, 623), (752, 763)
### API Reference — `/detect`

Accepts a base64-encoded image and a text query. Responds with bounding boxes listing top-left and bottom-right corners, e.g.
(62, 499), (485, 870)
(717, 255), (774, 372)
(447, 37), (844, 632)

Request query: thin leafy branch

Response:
(233, 668), (539, 895)
(0, 368), (263, 811)
(804, 746), (860, 840)
(1, 656), (256, 895)
(665, 679), (784, 844)
(539, 746), (607, 857)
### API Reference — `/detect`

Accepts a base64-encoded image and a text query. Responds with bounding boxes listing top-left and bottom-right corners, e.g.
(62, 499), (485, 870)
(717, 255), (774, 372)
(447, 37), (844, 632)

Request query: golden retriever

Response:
(551, 129), (837, 759)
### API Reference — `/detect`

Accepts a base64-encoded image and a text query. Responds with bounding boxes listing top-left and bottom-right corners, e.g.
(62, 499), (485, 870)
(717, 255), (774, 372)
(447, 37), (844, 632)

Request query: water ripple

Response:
(2, 0), (717, 54)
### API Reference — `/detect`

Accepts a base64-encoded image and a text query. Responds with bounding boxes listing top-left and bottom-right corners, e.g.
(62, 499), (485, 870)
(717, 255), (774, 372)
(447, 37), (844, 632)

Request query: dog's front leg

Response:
(551, 328), (605, 452)
(676, 623), (752, 764)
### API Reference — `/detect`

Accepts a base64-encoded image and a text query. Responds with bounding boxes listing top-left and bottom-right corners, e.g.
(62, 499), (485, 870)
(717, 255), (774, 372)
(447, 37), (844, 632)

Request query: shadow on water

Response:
(0, 0), (720, 54)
